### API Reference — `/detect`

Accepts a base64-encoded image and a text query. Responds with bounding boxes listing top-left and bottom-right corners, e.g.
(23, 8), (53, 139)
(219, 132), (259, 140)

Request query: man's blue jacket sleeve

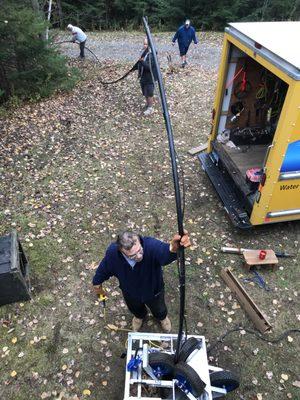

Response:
(172, 30), (179, 43)
(150, 238), (177, 266)
(92, 252), (113, 285)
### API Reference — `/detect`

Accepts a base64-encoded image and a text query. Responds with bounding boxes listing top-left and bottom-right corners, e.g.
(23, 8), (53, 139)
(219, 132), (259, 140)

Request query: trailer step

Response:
(198, 153), (252, 229)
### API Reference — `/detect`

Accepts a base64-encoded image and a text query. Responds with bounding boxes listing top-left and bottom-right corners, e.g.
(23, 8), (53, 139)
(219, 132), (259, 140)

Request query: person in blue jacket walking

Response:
(93, 230), (191, 332)
(172, 19), (198, 67)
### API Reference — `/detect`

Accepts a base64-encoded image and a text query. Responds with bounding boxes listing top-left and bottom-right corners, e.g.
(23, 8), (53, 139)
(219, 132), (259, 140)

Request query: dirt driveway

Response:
(59, 31), (222, 69)
(0, 31), (299, 400)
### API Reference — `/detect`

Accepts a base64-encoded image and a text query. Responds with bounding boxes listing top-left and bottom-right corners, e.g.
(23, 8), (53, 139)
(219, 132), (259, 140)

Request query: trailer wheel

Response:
(149, 352), (175, 379)
(210, 370), (240, 397)
(174, 362), (206, 397)
(178, 337), (202, 362)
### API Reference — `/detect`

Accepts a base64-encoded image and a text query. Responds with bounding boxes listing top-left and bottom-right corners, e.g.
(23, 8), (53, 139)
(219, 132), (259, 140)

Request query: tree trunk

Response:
(45, 0), (52, 40)
(56, 0), (63, 28)
(260, 0), (269, 21)
(31, 0), (40, 14)
(0, 63), (12, 102)
(289, 0), (300, 20)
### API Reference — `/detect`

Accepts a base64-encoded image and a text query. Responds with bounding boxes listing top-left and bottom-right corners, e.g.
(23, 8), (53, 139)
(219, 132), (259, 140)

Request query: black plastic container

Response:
(0, 231), (31, 306)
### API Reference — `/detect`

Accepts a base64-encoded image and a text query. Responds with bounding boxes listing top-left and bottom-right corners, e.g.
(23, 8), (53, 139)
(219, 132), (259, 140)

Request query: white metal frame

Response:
(124, 332), (227, 400)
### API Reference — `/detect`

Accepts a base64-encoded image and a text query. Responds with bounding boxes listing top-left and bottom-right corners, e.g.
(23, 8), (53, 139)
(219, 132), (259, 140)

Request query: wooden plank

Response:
(212, 140), (252, 196)
(243, 249), (278, 267)
(220, 268), (272, 333)
(223, 145), (268, 176)
(188, 143), (208, 155)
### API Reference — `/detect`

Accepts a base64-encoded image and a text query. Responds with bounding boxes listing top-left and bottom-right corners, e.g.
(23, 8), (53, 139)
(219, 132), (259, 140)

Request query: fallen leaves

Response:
(281, 374), (289, 381)
(41, 392), (51, 399)
(266, 371), (273, 380)
(0, 30), (298, 400)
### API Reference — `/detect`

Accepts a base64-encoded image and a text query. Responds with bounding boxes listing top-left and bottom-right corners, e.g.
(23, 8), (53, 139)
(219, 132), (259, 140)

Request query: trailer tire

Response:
(210, 370), (240, 395)
(174, 362), (206, 397)
(178, 337), (202, 362)
(149, 352), (175, 379)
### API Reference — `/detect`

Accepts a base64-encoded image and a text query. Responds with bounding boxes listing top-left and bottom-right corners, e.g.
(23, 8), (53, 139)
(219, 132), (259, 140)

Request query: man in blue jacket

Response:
(93, 231), (190, 332)
(172, 19), (198, 67)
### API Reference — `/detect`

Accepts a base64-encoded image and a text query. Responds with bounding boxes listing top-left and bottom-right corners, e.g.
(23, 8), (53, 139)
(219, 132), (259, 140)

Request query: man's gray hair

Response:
(116, 231), (140, 251)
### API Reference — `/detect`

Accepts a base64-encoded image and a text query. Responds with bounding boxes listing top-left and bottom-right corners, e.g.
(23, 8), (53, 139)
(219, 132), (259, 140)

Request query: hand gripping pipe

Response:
(142, 17), (186, 361)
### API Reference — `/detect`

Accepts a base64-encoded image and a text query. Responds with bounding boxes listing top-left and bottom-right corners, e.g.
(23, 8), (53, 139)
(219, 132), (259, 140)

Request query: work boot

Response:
(160, 316), (172, 333)
(132, 317), (143, 332)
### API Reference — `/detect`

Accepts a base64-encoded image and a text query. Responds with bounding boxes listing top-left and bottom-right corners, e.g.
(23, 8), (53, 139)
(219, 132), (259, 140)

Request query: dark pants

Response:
(179, 44), (190, 56)
(123, 290), (168, 321)
(79, 40), (86, 58)
(140, 82), (154, 97)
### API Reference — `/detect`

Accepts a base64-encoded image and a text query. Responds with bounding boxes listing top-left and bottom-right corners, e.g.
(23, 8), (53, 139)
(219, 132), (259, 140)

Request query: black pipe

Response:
(52, 40), (137, 85)
(52, 40), (101, 64)
(142, 17), (186, 361)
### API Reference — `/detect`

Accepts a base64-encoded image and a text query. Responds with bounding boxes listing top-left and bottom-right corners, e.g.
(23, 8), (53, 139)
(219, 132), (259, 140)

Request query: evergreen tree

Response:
(0, 1), (77, 104)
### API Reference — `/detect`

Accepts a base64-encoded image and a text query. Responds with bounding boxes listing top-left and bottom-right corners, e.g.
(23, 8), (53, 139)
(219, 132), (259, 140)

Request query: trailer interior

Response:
(205, 42), (289, 227)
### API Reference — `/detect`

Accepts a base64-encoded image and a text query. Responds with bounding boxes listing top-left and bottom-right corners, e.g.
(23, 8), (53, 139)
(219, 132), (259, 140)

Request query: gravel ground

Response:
(56, 31), (223, 70)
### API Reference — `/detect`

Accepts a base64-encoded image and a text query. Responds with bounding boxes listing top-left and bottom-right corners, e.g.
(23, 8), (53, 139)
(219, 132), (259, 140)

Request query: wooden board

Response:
(220, 268), (272, 333)
(222, 144), (268, 176)
(212, 141), (252, 197)
(188, 143), (208, 155)
(243, 249), (278, 267)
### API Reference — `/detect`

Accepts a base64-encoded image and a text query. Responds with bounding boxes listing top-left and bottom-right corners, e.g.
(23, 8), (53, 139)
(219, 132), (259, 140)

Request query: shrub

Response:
(0, 2), (78, 104)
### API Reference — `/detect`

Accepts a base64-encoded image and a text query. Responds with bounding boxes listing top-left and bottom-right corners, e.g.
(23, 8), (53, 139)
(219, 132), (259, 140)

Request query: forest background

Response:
(1, 0), (299, 104)
(32, 0), (300, 30)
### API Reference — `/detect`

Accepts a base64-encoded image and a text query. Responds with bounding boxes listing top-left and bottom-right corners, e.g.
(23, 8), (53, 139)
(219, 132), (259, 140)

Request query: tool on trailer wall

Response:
(233, 62), (252, 100)
(225, 66), (244, 95)
(142, 17), (186, 362)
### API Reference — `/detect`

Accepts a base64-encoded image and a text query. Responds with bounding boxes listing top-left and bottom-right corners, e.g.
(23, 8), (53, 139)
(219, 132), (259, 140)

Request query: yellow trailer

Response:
(199, 21), (300, 228)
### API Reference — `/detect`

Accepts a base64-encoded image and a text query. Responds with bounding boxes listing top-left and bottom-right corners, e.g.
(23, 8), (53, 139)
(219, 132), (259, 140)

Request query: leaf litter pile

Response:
(0, 32), (299, 400)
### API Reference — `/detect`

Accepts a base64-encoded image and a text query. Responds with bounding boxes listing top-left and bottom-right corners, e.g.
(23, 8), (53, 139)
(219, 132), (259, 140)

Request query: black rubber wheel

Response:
(178, 337), (202, 362)
(174, 362), (206, 397)
(210, 370), (240, 396)
(148, 352), (175, 379)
